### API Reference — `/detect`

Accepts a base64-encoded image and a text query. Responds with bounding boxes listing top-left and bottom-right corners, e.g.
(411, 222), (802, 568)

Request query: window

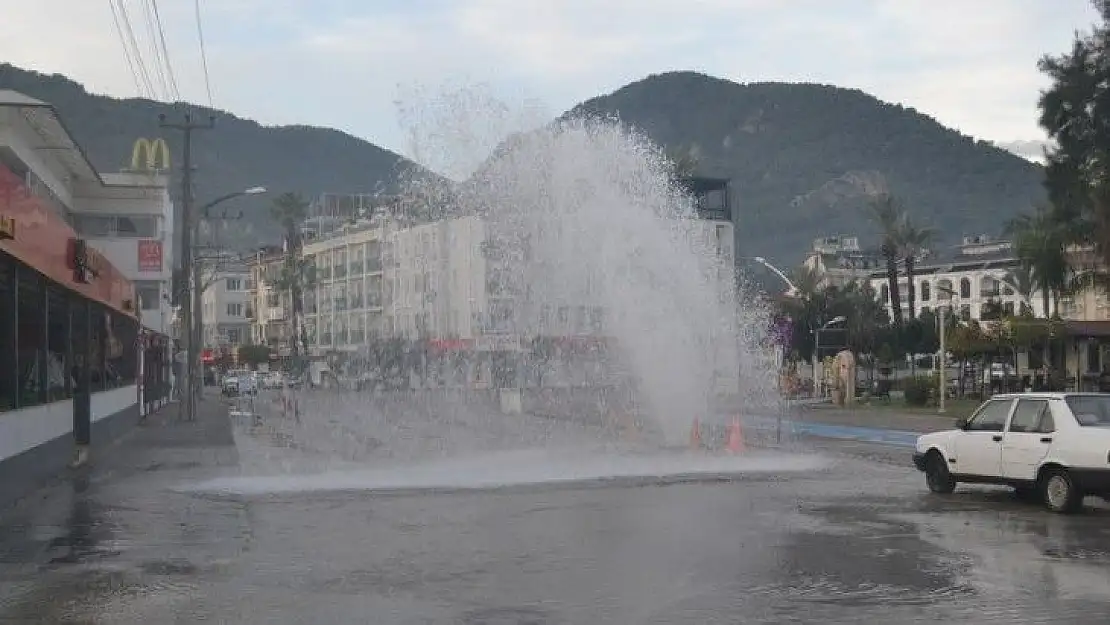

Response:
(75, 215), (157, 238)
(0, 256), (14, 411)
(226, 278), (242, 291)
(1064, 395), (1110, 426)
(226, 328), (242, 344)
(46, 285), (71, 402)
(967, 399), (1011, 432)
(17, 268), (45, 407)
(103, 306), (137, 389)
(1008, 399), (1049, 433)
(136, 281), (161, 310)
(920, 281), (931, 302)
(959, 277), (971, 299)
(227, 303), (243, 317)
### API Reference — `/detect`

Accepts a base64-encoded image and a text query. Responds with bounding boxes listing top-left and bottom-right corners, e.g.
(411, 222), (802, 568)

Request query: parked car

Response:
(913, 392), (1110, 513)
(221, 374), (240, 397)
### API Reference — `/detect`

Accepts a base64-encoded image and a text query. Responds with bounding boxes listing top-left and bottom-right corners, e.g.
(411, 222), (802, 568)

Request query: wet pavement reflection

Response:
(1, 394), (1110, 623)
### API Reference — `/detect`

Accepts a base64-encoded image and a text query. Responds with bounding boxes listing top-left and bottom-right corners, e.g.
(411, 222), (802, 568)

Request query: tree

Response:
(271, 192), (311, 372)
(1037, 3), (1110, 293)
(1007, 205), (1070, 315)
(899, 216), (933, 322)
(1003, 265), (1037, 316)
(868, 193), (905, 327)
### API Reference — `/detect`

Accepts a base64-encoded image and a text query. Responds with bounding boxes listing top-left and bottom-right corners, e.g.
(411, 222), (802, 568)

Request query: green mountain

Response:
(565, 71), (1046, 266)
(0, 63), (421, 249)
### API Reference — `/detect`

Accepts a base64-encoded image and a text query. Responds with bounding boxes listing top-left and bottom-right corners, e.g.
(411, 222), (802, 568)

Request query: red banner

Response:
(0, 163), (136, 316)
(138, 239), (163, 272)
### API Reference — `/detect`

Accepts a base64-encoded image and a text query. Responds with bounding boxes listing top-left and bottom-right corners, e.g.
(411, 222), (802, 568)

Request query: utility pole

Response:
(160, 113), (214, 421)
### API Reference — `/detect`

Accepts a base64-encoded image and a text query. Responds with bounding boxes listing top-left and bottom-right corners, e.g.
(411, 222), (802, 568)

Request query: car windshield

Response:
(1065, 395), (1110, 427)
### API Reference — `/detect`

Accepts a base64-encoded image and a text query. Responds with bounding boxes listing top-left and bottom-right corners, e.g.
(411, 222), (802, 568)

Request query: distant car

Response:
(913, 393), (1110, 513)
(221, 375), (240, 397)
(260, 371), (284, 389)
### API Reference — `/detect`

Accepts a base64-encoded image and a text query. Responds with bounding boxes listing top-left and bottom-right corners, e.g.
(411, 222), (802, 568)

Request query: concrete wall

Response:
(0, 384), (139, 508)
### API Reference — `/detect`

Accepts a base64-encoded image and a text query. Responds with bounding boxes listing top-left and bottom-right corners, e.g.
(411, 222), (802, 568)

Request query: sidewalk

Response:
(0, 395), (242, 622)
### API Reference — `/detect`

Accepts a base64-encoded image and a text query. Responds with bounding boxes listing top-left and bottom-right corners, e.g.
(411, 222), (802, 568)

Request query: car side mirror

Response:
(955, 417), (969, 430)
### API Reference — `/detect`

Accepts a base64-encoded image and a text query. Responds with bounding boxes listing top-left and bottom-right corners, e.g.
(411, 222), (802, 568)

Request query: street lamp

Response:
(186, 185), (268, 411)
(814, 315), (846, 398)
(749, 256), (800, 298)
(935, 284), (957, 414)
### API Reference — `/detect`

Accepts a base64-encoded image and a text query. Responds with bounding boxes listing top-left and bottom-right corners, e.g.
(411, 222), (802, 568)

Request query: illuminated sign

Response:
(137, 240), (163, 272)
(0, 215), (13, 240)
(130, 137), (171, 171)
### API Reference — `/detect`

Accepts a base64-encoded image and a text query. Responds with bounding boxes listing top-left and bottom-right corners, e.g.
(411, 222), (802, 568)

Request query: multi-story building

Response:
(200, 254), (252, 348)
(868, 235), (1049, 321)
(72, 171), (174, 339)
(802, 235), (885, 288)
(247, 246), (293, 351)
(301, 216), (388, 351)
(0, 90), (167, 505)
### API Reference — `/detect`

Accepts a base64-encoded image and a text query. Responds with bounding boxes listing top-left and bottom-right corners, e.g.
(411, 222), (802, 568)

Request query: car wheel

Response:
(1040, 467), (1084, 514)
(925, 452), (956, 494)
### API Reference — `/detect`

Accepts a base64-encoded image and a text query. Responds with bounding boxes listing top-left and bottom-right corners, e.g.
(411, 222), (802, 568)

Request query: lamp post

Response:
(187, 186), (266, 414)
(814, 316), (846, 398)
(936, 284), (956, 414)
(749, 256), (800, 298)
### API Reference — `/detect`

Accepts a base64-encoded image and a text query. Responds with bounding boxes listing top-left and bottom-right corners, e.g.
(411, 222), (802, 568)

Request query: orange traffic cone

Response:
(725, 416), (746, 454)
(690, 417), (702, 449)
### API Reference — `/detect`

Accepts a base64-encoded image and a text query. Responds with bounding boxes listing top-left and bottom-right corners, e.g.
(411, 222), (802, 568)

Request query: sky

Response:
(0, 0), (1101, 174)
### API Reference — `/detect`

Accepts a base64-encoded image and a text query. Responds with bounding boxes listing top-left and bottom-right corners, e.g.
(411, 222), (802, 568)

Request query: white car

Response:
(913, 392), (1110, 513)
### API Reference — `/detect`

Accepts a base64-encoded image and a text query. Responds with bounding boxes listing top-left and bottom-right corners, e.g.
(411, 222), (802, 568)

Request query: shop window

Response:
(46, 285), (71, 402)
(104, 307), (137, 388)
(0, 255), (15, 412)
(17, 267), (45, 408)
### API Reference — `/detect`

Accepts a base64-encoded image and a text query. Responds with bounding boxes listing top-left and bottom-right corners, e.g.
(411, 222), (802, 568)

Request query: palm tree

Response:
(1008, 205), (1070, 316)
(868, 193), (905, 327)
(1002, 265), (1037, 316)
(271, 192), (311, 370)
(899, 216), (933, 322)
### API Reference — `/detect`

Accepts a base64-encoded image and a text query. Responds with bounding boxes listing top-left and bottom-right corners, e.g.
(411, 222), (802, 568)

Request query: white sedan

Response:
(913, 392), (1110, 513)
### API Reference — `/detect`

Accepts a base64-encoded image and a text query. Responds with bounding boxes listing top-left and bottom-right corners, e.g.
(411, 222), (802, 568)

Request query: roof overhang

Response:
(0, 89), (164, 191)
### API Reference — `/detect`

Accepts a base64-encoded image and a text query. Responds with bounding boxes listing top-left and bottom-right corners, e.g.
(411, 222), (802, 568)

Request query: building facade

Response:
(802, 235), (885, 288)
(0, 90), (156, 505)
(200, 255), (252, 348)
(867, 235), (1050, 322)
(247, 246), (293, 351)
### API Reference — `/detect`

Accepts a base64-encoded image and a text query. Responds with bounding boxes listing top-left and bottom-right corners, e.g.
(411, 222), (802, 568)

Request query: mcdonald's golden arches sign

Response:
(130, 137), (171, 171)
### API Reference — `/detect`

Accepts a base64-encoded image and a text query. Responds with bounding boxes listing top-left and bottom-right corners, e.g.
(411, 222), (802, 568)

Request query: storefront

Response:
(0, 162), (140, 504)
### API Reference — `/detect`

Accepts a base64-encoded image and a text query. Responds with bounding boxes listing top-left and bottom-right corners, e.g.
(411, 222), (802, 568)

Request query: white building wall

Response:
(201, 267), (251, 346)
(0, 109), (77, 213)
(72, 174), (174, 336)
(869, 266), (1049, 321)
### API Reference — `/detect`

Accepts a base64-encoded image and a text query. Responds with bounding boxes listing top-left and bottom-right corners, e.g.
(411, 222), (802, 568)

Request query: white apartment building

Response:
(247, 246), (292, 350)
(200, 256), (252, 348)
(868, 235), (1049, 321)
(72, 171), (174, 337)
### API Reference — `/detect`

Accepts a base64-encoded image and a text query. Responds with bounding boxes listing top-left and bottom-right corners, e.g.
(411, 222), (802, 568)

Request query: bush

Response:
(903, 375), (936, 407)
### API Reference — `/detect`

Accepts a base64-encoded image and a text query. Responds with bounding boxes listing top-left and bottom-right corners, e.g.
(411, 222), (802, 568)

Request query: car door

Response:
(952, 398), (1014, 478)
(1001, 398), (1055, 482)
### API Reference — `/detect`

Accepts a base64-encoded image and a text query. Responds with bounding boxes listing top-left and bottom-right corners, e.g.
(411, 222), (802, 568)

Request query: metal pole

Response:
(160, 114), (214, 421)
(813, 329), (820, 399)
(938, 305), (946, 414)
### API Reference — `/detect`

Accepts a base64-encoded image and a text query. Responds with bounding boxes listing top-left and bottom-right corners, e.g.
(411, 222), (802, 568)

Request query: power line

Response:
(138, 0), (170, 98)
(194, 0), (214, 107)
(113, 0), (156, 98)
(107, 0), (146, 97)
(149, 0), (180, 100)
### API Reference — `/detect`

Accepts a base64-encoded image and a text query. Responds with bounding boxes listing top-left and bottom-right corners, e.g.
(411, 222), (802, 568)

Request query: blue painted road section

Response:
(739, 415), (922, 448)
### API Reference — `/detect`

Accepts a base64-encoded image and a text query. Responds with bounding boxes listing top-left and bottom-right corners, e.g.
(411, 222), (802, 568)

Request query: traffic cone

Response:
(690, 417), (702, 449)
(725, 416), (745, 454)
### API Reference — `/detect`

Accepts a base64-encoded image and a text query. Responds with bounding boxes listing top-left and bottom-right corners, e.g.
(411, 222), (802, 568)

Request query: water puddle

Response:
(180, 449), (830, 497)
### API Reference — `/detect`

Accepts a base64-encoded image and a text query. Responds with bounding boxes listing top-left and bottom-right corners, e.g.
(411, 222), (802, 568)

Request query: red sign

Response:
(138, 240), (163, 272)
(201, 349), (215, 363)
(0, 163), (135, 316)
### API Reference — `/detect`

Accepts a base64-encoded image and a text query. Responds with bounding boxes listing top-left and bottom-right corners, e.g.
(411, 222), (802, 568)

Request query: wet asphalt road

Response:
(2, 392), (1110, 623)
